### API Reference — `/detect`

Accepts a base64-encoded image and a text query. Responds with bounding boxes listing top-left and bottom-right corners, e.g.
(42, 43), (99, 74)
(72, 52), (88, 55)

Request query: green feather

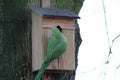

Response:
(35, 26), (67, 80)
(35, 62), (49, 80)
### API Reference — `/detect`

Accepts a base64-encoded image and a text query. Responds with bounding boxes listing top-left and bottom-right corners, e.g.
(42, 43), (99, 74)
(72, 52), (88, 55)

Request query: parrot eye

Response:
(57, 25), (62, 32)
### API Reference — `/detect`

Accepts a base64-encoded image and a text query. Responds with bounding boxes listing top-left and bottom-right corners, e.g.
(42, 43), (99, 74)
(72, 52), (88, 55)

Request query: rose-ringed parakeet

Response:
(35, 25), (67, 80)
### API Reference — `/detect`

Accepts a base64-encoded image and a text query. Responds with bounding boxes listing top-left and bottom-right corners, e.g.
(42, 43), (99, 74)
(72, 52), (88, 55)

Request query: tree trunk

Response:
(0, 0), (83, 80)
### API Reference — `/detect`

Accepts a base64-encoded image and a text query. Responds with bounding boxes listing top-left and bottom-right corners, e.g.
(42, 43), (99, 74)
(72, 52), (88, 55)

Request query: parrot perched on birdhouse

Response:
(35, 25), (67, 80)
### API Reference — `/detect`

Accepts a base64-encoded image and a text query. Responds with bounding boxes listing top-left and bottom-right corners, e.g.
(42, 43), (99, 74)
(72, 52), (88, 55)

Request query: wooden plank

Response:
(41, 0), (51, 8)
(32, 12), (44, 71)
(32, 15), (75, 71)
(42, 27), (75, 70)
(42, 17), (75, 29)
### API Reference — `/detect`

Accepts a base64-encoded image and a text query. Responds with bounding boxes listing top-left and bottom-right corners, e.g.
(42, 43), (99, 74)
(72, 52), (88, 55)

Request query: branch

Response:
(111, 34), (120, 47)
(97, 64), (108, 80)
(79, 62), (106, 73)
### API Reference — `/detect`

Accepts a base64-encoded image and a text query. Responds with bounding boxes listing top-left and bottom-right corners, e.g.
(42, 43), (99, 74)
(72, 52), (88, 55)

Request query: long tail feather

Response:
(35, 62), (49, 80)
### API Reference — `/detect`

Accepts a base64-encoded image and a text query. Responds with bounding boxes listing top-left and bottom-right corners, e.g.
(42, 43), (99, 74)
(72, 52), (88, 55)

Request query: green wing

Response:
(50, 40), (67, 61)
(44, 34), (67, 63)
(44, 35), (56, 62)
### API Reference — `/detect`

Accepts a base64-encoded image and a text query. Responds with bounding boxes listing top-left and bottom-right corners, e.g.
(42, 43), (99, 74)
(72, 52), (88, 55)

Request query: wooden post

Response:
(43, 73), (52, 80)
(41, 0), (51, 8)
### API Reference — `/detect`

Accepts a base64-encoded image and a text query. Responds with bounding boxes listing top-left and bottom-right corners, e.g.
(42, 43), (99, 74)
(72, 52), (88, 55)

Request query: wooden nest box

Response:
(31, 7), (80, 72)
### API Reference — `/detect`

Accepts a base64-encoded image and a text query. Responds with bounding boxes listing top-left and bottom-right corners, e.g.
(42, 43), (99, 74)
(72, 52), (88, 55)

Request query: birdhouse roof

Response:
(31, 7), (80, 19)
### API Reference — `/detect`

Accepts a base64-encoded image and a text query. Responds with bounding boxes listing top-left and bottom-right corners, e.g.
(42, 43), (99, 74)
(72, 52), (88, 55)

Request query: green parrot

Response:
(35, 25), (67, 80)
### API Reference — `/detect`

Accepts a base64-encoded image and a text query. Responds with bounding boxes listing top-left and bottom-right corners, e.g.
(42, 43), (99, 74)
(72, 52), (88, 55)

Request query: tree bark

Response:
(0, 0), (83, 80)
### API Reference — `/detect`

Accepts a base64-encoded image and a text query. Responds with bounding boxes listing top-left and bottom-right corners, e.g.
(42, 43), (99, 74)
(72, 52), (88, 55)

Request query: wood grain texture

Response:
(41, 0), (51, 8)
(32, 12), (75, 71)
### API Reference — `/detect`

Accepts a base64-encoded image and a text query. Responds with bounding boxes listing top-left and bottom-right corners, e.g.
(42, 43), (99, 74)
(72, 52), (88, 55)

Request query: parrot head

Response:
(52, 25), (63, 38)
(56, 25), (62, 32)
(52, 25), (62, 33)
